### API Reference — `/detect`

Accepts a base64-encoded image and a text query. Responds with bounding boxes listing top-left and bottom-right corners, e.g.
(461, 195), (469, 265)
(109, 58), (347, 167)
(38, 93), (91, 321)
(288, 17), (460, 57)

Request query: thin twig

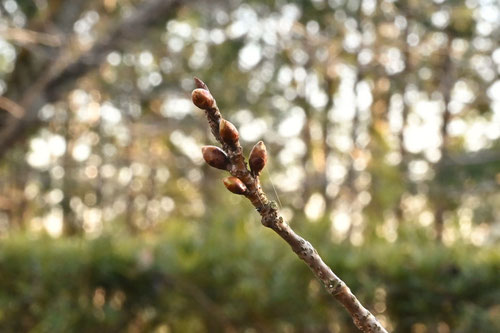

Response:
(192, 78), (388, 333)
(0, 96), (25, 118)
(1, 27), (61, 47)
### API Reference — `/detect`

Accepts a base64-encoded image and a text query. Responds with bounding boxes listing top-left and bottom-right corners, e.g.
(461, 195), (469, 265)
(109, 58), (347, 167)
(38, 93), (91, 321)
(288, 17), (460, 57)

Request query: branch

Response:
(44, 0), (186, 100)
(0, 96), (24, 118)
(191, 78), (388, 333)
(0, 27), (61, 47)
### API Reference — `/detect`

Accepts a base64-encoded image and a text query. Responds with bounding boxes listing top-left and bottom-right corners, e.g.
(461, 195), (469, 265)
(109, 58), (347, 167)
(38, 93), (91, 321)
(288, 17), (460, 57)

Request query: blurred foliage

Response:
(1, 220), (499, 332)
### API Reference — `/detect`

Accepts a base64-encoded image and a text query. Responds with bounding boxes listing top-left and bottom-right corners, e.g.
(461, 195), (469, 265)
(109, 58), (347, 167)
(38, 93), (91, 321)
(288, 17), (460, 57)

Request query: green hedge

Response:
(0, 220), (499, 332)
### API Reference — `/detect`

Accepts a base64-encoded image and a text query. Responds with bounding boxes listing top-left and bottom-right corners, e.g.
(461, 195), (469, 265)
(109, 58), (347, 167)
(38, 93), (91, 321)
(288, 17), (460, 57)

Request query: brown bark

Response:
(322, 78), (335, 212)
(192, 78), (387, 333)
(395, 8), (413, 222)
(61, 110), (78, 235)
(434, 34), (454, 242)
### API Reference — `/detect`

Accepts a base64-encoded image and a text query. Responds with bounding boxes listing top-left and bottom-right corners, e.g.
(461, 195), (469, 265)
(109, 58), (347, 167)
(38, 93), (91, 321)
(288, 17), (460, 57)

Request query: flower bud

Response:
(192, 88), (215, 109)
(223, 176), (248, 195)
(202, 146), (230, 170)
(249, 141), (267, 176)
(219, 119), (239, 145)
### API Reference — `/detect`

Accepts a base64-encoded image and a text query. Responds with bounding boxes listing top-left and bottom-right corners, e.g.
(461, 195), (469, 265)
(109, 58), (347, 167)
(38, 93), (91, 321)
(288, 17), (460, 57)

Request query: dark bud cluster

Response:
(192, 77), (264, 197)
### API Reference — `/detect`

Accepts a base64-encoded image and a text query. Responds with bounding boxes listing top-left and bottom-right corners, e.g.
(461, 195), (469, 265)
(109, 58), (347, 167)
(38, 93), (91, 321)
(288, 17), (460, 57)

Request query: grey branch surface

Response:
(192, 78), (388, 333)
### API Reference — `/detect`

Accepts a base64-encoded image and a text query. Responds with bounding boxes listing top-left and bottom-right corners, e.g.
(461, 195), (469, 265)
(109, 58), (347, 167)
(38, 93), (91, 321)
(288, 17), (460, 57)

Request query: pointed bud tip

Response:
(194, 77), (209, 90)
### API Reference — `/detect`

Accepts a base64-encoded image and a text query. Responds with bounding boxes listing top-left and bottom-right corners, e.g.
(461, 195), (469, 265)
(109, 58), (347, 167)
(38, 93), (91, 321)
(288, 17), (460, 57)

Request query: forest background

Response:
(0, 0), (499, 332)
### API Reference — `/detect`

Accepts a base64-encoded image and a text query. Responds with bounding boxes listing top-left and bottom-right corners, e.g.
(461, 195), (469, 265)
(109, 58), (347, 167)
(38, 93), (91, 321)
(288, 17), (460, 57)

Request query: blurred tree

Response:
(0, 0), (498, 242)
(0, 0), (498, 331)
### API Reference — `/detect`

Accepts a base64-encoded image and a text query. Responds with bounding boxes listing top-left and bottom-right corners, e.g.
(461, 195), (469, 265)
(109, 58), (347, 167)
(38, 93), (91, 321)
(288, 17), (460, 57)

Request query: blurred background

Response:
(0, 0), (499, 332)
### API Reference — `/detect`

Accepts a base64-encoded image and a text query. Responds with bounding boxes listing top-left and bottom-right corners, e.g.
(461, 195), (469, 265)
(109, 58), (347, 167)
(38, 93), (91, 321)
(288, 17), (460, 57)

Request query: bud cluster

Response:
(192, 77), (268, 197)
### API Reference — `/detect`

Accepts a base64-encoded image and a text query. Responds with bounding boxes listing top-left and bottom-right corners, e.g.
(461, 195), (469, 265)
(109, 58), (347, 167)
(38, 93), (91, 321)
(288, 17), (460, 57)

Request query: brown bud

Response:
(219, 119), (239, 145)
(202, 146), (230, 170)
(223, 176), (248, 195)
(249, 141), (267, 176)
(192, 88), (215, 109)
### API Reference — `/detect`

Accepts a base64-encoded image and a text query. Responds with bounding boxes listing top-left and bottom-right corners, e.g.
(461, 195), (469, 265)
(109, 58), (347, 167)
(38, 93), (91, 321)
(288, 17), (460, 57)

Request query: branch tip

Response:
(194, 77), (209, 90)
